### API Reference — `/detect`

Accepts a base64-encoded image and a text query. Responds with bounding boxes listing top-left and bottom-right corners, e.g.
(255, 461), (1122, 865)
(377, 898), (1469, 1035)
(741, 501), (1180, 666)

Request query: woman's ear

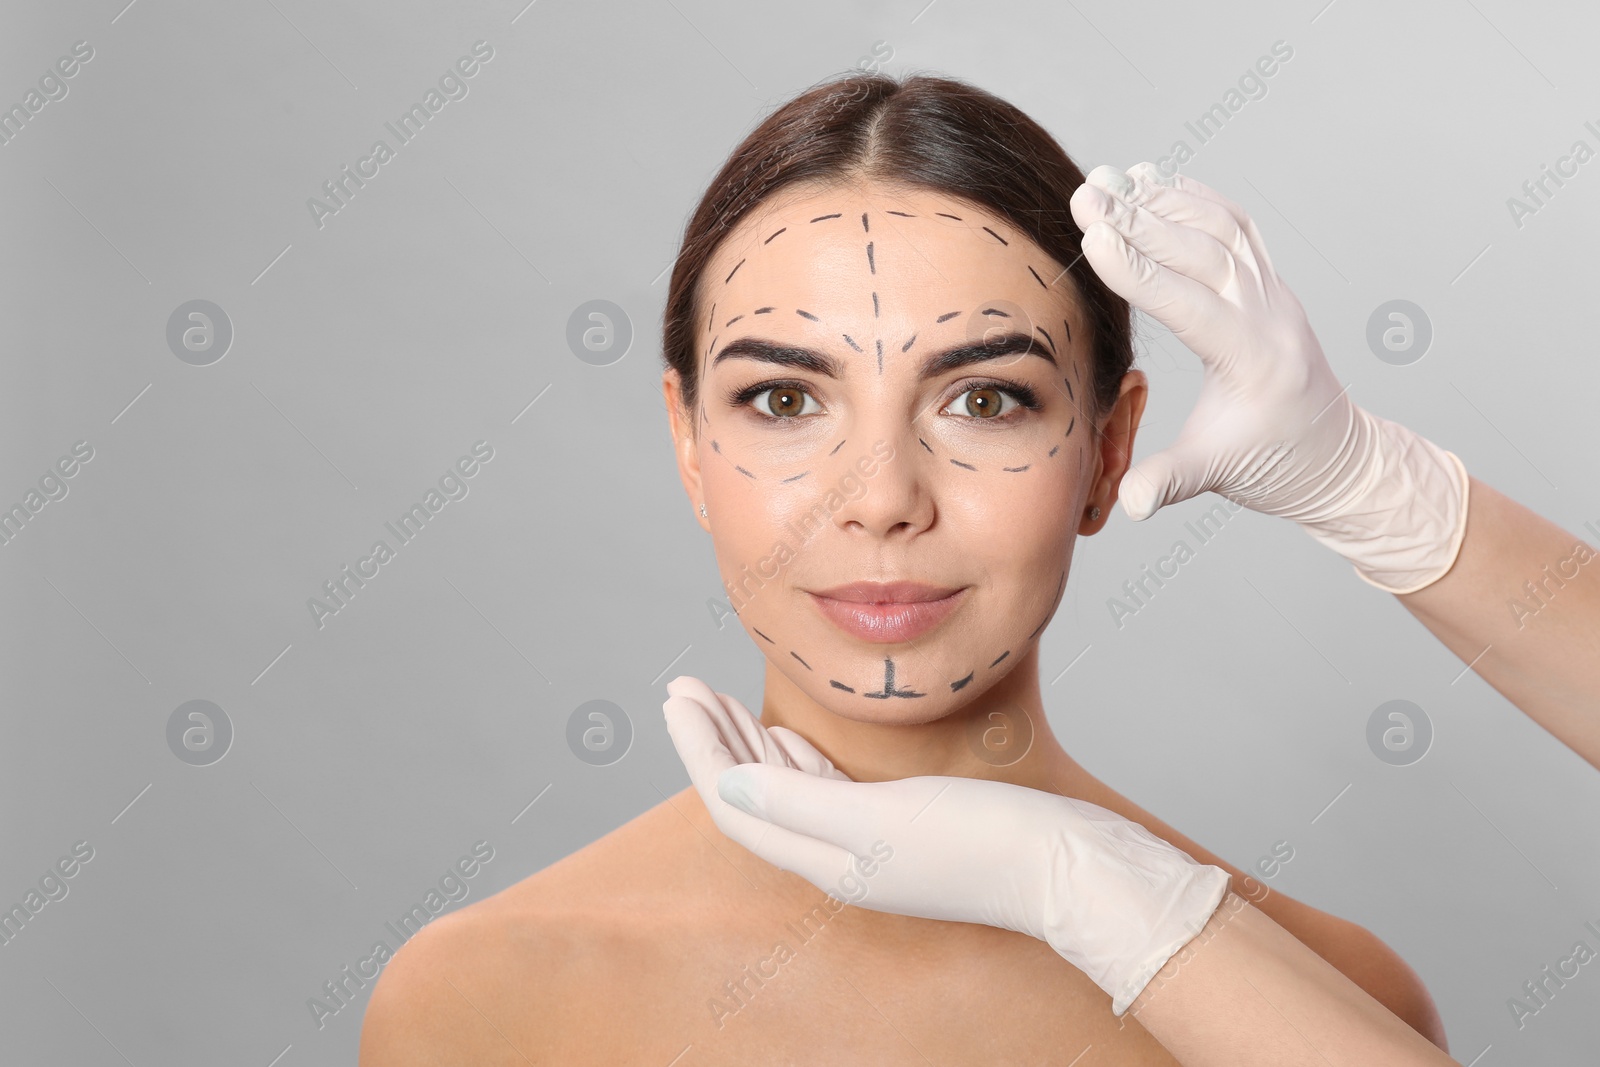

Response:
(1080, 369), (1148, 534)
(662, 368), (709, 531)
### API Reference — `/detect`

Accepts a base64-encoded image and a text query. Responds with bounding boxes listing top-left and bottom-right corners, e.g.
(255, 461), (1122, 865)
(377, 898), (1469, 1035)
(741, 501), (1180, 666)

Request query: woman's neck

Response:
(757, 644), (1085, 795)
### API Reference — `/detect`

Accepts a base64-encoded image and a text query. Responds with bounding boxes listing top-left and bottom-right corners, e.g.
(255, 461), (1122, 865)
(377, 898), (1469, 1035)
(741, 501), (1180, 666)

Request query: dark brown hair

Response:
(661, 70), (1133, 432)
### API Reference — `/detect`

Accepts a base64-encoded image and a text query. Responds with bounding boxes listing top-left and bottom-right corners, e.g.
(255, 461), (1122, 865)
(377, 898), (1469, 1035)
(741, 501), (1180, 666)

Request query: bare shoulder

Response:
(359, 792), (707, 1067)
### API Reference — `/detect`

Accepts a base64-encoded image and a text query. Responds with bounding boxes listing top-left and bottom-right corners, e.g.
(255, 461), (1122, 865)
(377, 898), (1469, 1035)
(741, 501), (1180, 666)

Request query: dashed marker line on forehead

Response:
(701, 202), (1095, 490)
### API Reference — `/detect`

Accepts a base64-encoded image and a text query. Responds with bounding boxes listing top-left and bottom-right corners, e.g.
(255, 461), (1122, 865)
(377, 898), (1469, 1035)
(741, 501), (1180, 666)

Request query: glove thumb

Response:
(1118, 446), (1206, 521)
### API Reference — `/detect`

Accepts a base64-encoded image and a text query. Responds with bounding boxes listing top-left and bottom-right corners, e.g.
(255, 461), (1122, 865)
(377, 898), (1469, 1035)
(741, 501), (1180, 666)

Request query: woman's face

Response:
(665, 178), (1145, 725)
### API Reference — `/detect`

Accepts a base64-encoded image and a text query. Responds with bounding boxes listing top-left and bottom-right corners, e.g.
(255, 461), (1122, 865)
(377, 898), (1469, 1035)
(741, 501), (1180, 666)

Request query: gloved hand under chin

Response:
(1068, 162), (1470, 595)
(662, 676), (1231, 1016)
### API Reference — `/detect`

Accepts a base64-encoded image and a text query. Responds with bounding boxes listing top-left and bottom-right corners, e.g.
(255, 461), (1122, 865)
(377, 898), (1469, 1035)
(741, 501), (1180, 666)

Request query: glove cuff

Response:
(1296, 410), (1470, 594)
(1106, 865), (1231, 1016)
(1349, 447), (1470, 594)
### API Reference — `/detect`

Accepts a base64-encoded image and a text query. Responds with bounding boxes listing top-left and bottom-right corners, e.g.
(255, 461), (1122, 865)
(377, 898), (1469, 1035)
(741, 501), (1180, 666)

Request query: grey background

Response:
(2, 0), (1597, 1063)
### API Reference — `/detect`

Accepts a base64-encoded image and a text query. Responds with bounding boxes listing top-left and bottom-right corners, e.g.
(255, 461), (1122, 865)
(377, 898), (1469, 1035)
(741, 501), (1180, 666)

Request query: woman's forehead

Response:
(701, 183), (1082, 353)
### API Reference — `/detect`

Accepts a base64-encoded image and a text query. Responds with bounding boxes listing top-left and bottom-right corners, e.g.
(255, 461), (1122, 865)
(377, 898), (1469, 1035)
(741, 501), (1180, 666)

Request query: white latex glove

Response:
(1067, 162), (1470, 595)
(662, 675), (1231, 1016)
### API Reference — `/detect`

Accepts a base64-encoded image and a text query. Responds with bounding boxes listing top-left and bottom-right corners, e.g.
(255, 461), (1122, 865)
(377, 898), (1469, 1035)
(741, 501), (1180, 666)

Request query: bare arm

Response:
(1391, 475), (1600, 769)
(1127, 892), (1458, 1067)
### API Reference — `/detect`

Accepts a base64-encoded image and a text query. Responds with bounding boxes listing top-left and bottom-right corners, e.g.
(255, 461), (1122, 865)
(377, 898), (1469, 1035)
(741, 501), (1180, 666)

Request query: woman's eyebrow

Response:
(711, 331), (1057, 379)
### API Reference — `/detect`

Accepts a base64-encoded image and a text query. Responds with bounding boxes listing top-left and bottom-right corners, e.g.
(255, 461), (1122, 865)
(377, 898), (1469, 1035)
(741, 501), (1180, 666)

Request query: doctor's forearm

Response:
(1394, 476), (1600, 769)
(1126, 894), (1455, 1067)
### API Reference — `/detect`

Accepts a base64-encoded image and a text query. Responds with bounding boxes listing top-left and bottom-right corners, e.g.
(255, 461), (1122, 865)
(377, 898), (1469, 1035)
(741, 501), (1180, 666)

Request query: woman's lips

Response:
(807, 588), (967, 643)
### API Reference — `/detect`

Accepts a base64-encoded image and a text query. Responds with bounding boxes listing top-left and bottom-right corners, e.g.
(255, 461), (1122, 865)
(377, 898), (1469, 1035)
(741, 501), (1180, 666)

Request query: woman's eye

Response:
(749, 385), (822, 419)
(944, 385), (1021, 420)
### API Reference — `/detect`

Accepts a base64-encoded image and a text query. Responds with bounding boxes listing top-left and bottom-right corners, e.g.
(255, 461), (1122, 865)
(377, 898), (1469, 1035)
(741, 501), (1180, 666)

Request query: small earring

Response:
(700, 503), (707, 517)
(1089, 505), (1101, 521)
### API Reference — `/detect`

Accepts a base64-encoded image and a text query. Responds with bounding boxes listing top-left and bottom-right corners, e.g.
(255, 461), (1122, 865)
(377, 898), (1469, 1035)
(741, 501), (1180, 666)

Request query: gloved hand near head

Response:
(1067, 162), (1470, 595)
(663, 676), (1232, 1016)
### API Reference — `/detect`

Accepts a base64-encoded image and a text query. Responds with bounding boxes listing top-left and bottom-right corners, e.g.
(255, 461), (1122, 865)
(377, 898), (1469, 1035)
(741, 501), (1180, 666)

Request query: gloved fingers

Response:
(664, 676), (752, 761)
(766, 725), (852, 781)
(1090, 164), (1268, 284)
(1128, 166), (1279, 283)
(663, 691), (855, 881)
(718, 763), (907, 858)
(662, 689), (752, 805)
(1079, 220), (1230, 346)
(664, 675), (777, 766)
(1088, 164), (1250, 263)
(1164, 170), (1279, 279)
(712, 687), (793, 766)
(1071, 181), (1239, 298)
